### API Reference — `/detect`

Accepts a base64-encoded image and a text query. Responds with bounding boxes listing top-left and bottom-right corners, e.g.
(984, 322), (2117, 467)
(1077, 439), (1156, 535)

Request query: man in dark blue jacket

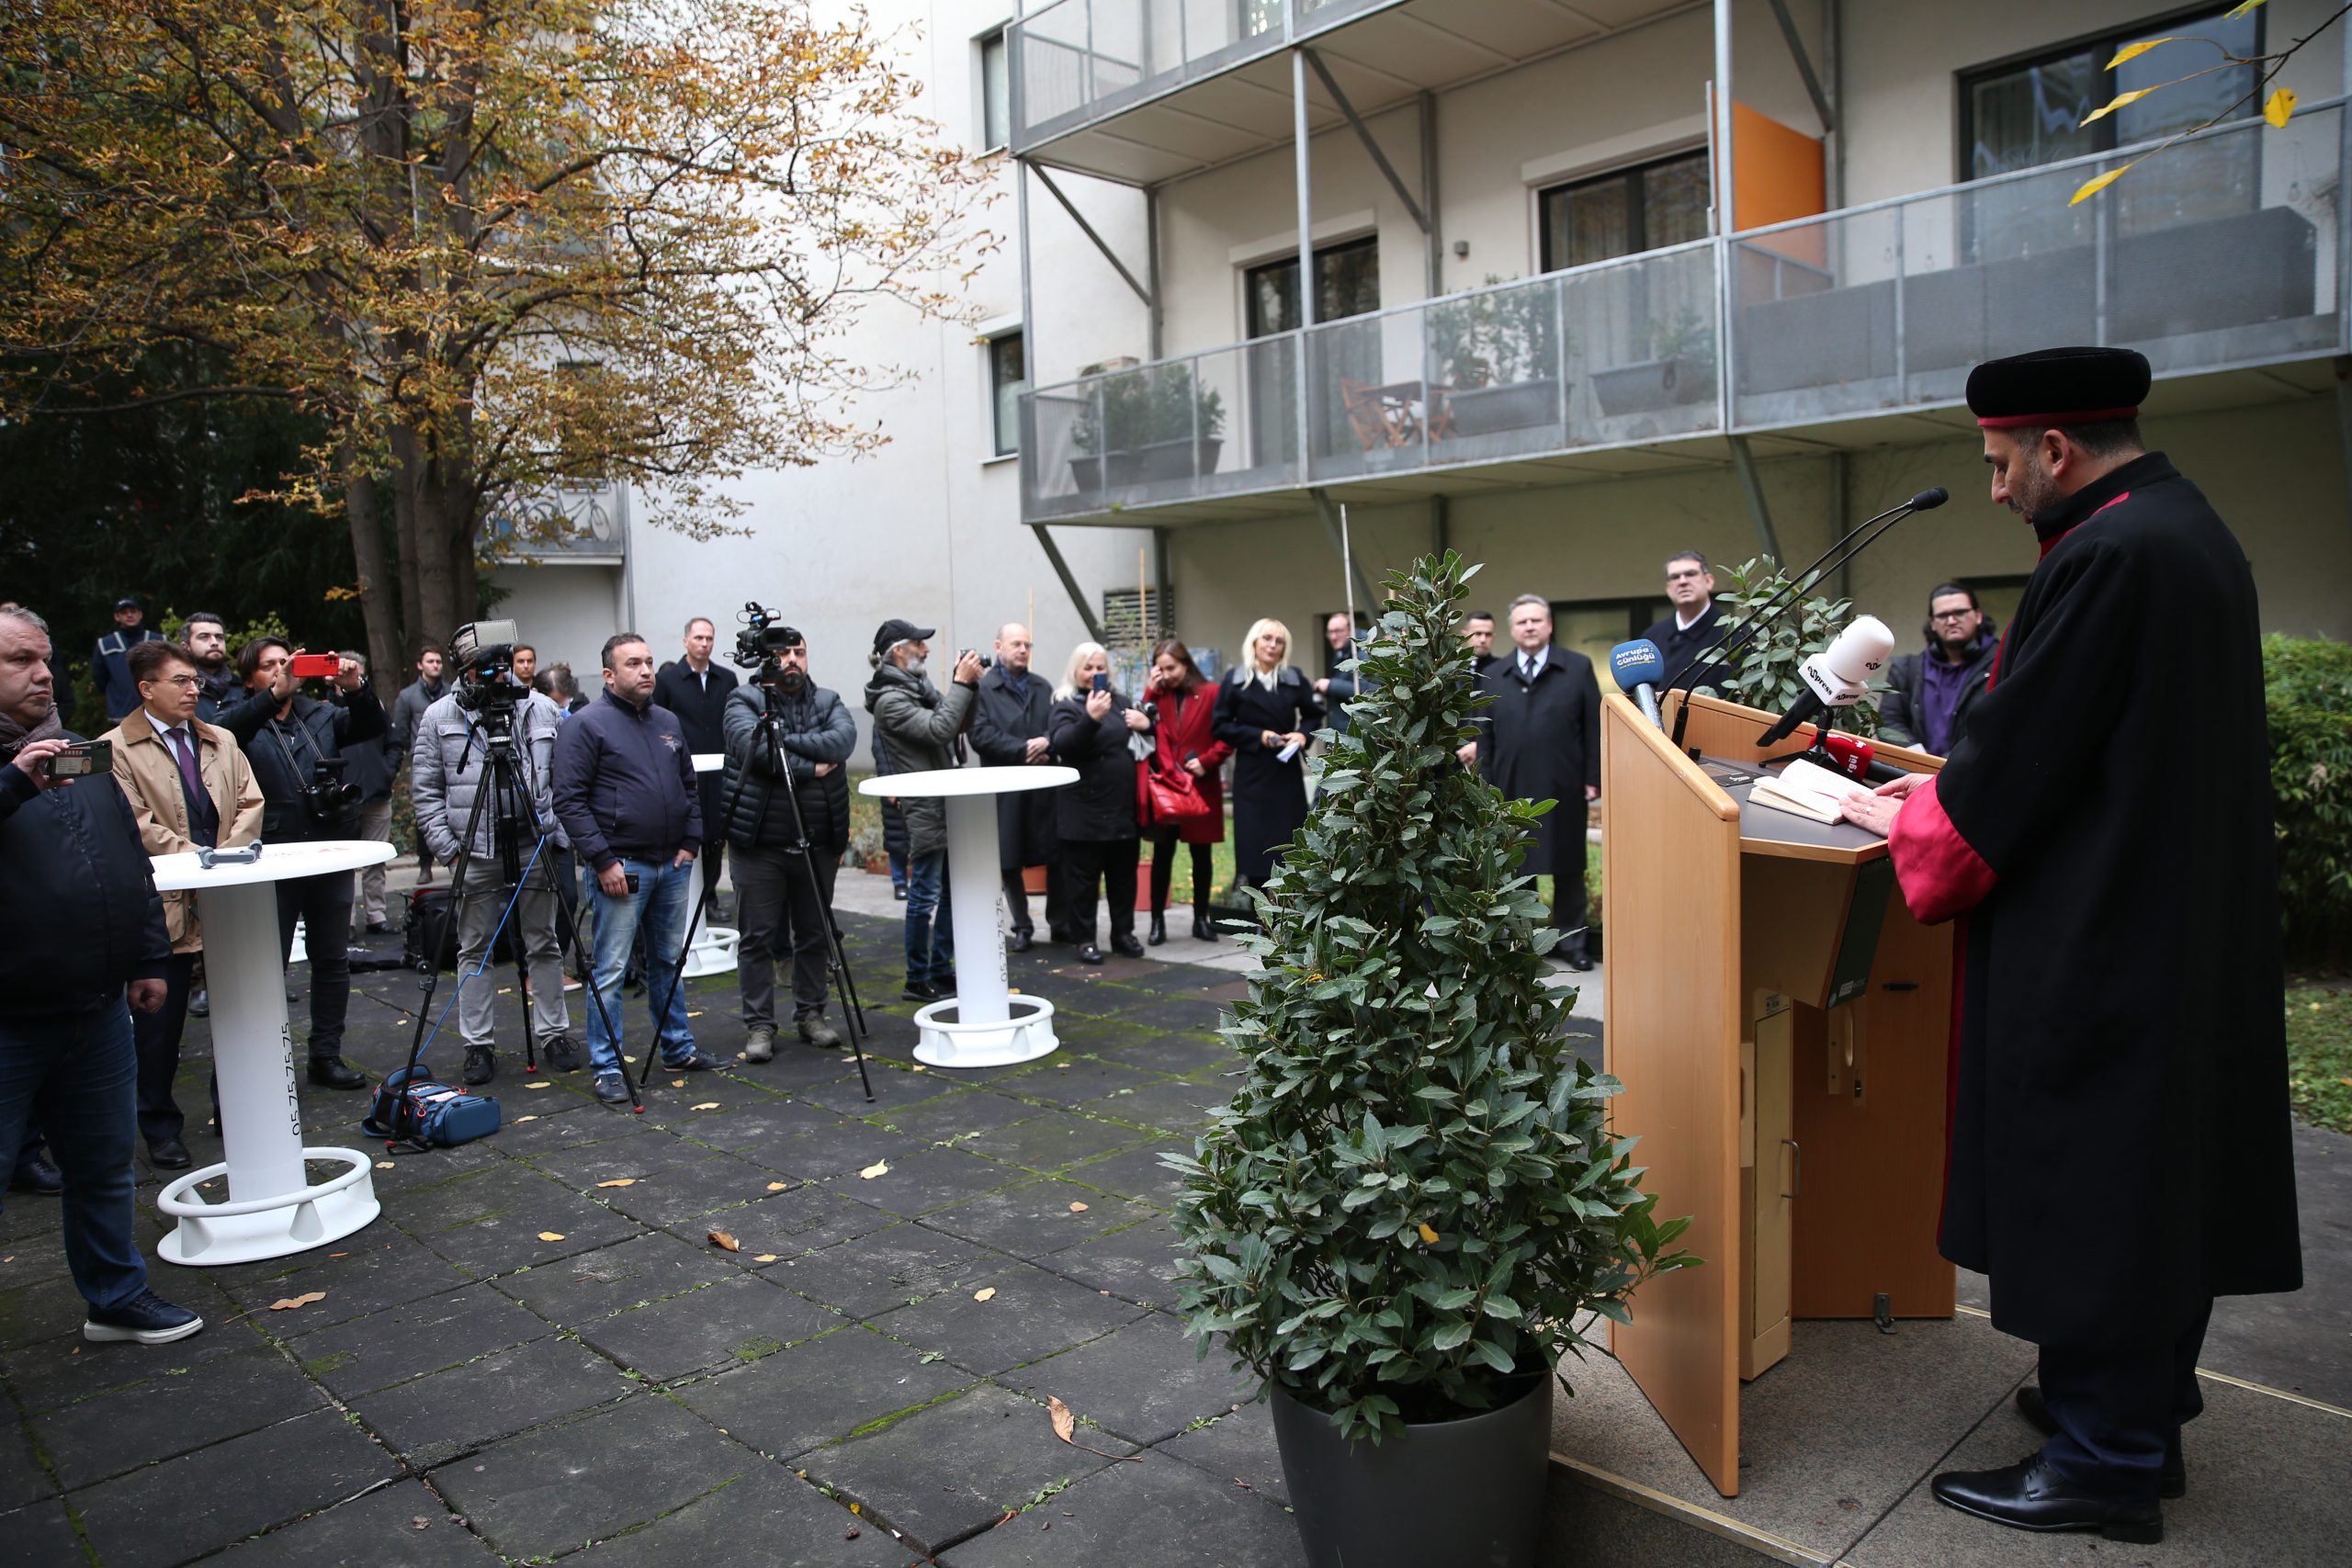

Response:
(0, 606), (205, 1346)
(94, 597), (164, 723)
(553, 632), (726, 1102)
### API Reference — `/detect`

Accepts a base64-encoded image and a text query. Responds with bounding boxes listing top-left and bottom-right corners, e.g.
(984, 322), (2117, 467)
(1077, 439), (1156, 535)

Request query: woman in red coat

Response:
(1140, 639), (1231, 943)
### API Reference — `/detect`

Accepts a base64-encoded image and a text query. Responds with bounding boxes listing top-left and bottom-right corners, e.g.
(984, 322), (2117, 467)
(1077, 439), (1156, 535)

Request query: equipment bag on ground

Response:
(362, 1066), (502, 1149)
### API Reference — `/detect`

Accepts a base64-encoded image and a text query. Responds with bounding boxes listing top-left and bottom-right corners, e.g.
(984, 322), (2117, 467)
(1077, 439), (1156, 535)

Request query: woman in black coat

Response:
(1046, 642), (1152, 963)
(1212, 617), (1324, 890)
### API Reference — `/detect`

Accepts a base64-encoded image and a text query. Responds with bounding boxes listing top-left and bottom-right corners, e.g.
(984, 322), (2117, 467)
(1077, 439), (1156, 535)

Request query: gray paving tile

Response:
(0, 1496), (79, 1567)
(938, 1448), (1306, 1567)
(1062, 1139), (1193, 1206)
(1, 1307), (264, 1416)
(1001, 1313), (1257, 1446)
(752, 1120), (927, 1182)
(560, 1464), (907, 1565)
(1159, 1396), (1288, 1507)
(989, 1056), (1170, 1108)
(0, 1411), (53, 1514)
(922, 1178), (1159, 1259)
(968, 1111), (1159, 1173)
(1036, 1216), (1187, 1308)
(826, 1143), (1023, 1217)
(491, 1230), (741, 1325)
(287, 1280), (550, 1398)
(675, 1322), (973, 1461)
(575, 1272), (841, 1382)
(33, 1343), (329, 1488)
(352, 1334), (632, 1467)
(865, 1086), (1041, 1145)
(793, 1066), (960, 1115)
(867, 1257), (1147, 1378)
(211, 1230), (476, 1327)
(1079, 1075), (1230, 1133)
(671, 1093), (842, 1158)
(213, 1479), (498, 1566)
(392, 1163), (644, 1275)
(764, 1224), (1002, 1318)
(592, 1152), (797, 1227)
(665, 1184), (893, 1259)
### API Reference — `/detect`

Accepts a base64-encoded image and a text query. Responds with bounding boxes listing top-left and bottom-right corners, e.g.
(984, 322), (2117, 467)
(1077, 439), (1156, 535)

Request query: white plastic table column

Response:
(859, 766), (1077, 1067)
(684, 752), (741, 976)
(148, 840), (394, 1266)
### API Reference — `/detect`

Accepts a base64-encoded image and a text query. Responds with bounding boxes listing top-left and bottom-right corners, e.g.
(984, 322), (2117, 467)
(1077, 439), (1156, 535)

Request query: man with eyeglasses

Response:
(1637, 550), (1724, 689)
(1878, 583), (1998, 756)
(100, 641), (262, 1168)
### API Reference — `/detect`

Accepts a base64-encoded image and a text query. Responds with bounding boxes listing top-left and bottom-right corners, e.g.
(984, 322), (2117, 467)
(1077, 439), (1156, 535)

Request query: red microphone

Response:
(1821, 732), (1875, 781)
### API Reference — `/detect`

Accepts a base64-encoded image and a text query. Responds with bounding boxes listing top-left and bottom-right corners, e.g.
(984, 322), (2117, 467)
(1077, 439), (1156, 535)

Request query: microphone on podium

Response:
(1609, 639), (1668, 729)
(1756, 615), (1895, 747)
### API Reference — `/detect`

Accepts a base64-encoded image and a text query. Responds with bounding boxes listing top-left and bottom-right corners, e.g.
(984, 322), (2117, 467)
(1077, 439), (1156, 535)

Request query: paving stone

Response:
(73, 1406), (398, 1568)
(430, 1392), (762, 1561)
(393, 1164), (644, 1274)
(1080, 1075), (1231, 1133)
(1042, 1019), (1162, 1058)
(492, 1230), (742, 1324)
(560, 1463), (907, 1566)
(867, 1257), (1147, 1378)
(287, 1280), (551, 1398)
(990, 1055), (1170, 1108)
(1083, 1029), (1240, 1077)
(938, 1445), (1306, 1567)
(210, 1229), (475, 1327)
(793, 1066), (960, 1115)
(33, 1342), (329, 1488)
(675, 1094), (842, 1158)
(213, 1479), (498, 1566)
(832, 1143), (1025, 1217)
(802, 1382), (1137, 1555)
(576, 1272), (841, 1382)
(1063, 1139), (1193, 1206)
(481, 1100), (639, 1156)
(593, 1152), (796, 1227)
(0, 1269), (99, 1353)
(1044, 1216), (1188, 1307)
(1159, 1397), (1289, 1506)
(865, 1086), (1041, 1145)
(665, 1185), (892, 1258)
(922, 1178), (1159, 1259)
(525, 1127), (712, 1188)
(765, 1224), (1002, 1318)
(632, 1074), (777, 1132)
(0, 1411), (54, 1513)
(352, 1137), (507, 1197)
(1089, 993), (1231, 1033)
(0, 1497), (79, 1566)
(752, 1120), (925, 1182)
(1002, 1313), (1258, 1446)
(675, 1321), (974, 1461)
(1117, 963), (1238, 996)
(353, 1334), (632, 1467)
(1, 1308), (264, 1416)
(969, 1111), (1158, 1173)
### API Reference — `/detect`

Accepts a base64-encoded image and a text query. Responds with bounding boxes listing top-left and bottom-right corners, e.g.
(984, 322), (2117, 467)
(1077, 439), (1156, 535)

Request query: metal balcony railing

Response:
(1019, 99), (2348, 525)
(483, 480), (628, 561)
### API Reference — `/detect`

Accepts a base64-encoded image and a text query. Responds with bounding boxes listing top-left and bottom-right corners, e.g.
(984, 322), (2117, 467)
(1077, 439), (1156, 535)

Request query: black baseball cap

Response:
(872, 618), (935, 658)
(113, 596), (141, 611)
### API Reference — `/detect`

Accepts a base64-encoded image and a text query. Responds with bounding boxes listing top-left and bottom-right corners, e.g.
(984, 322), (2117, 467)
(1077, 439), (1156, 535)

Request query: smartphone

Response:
(48, 739), (112, 778)
(289, 653), (341, 679)
(1091, 671), (1110, 694)
(624, 872), (641, 894)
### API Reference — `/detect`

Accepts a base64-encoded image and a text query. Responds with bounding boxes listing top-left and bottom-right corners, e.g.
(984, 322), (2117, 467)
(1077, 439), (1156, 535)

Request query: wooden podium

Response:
(1600, 690), (1956, 1497)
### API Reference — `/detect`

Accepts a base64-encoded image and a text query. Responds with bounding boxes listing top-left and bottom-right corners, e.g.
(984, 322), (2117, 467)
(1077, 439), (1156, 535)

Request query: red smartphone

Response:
(289, 653), (341, 679)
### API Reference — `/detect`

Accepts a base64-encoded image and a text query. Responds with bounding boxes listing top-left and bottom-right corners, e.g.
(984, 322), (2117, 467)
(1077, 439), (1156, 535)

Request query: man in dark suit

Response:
(1460, 592), (1600, 969)
(1636, 550), (1724, 690)
(653, 616), (739, 915)
(967, 623), (1069, 951)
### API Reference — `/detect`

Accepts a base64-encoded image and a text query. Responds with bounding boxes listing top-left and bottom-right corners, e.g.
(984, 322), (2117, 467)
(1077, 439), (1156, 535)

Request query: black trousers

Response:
(275, 871), (354, 1058)
(131, 952), (201, 1144)
(1548, 829), (1589, 956)
(1001, 861), (1071, 942)
(1062, 839), (1139, 942)
(2036, 1301), (2211, 1501)
(1148, 829), (1213, 916)
(695, 775), (728, 903)
(734, 844), (840, 1027)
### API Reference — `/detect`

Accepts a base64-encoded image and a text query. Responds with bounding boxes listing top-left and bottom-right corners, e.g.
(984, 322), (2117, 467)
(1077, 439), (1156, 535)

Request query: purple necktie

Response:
(166, 728), (204, 801)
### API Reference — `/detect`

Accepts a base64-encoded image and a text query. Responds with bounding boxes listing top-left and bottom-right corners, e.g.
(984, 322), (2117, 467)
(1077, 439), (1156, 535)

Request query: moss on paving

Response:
(2287, 984), (2352, 1134)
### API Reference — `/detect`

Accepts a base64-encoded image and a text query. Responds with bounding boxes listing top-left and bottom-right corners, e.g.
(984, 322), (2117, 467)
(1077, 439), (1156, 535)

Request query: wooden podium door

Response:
(1600, 697), (1745, 1495)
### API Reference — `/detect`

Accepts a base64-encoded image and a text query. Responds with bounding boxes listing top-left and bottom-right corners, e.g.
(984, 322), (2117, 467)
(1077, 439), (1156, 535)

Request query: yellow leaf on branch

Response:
(2105, 37), (2180, 69)
(2070, 164), (2135, 206)
(2266, 86), (2298, 129)
(2080, 87), (2154, 127)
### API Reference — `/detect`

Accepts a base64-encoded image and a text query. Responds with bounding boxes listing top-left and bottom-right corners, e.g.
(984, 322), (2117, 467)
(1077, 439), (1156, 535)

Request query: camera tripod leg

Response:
(639, 874), (715, 1092)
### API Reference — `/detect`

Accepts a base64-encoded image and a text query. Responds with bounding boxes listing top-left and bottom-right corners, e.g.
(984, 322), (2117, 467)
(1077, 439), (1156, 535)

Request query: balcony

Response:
(484, 481), (628, 564)
(1019, 101), (2348, 525)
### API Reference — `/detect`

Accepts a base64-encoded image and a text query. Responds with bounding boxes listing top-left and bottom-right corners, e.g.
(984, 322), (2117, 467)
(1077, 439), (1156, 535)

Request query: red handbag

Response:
(1142, 761), (1212, 825)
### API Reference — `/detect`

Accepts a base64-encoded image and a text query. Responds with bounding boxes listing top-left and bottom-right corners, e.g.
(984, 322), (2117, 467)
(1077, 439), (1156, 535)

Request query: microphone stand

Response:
(1666, 489), (1946, 752)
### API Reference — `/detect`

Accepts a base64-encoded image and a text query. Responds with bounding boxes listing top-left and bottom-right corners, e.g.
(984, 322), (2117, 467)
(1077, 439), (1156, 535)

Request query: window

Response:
(1548, 598), (1674, 693)
(987, 330), (1024, 457)
(1538, 151), (1710, 273)
(1243, 235), (1381, 338)
(979, 28), (1011, 152)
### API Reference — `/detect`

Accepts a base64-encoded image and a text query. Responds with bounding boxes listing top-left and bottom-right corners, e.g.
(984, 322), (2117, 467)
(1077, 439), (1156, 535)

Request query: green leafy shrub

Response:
(1166, 552), (1692, 1442)
(2265, 634), (2352, 964)
(1702, 557), (1877, 738)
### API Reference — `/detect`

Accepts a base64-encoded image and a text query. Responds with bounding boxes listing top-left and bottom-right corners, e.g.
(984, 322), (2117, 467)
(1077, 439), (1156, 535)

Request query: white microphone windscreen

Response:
(1822, 615), (1895, 685)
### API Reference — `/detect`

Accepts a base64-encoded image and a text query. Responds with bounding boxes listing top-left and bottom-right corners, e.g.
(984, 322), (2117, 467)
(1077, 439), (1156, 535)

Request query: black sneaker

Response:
(84, 1290), (204, 1346)
(661, 1048), (727, 1073)
(462, 1045), (496, 1086)
(901, 979), (941, 1003)
(593, 1072), (630, 1105)
(9, 1157), (63, 1196)
(187, 987), (209, 1018)
(541, 1034), (582, 1072)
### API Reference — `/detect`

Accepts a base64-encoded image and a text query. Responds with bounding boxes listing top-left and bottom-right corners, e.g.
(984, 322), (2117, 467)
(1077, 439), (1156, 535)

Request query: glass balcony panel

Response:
(1294, 0), (1390, 29)
(1015, 0), (1312, 144)
(1563, 244), (1718, 446)
(484, 482), (626, 560)
(1022, 343), (1303, 518)
(1306, 310), (1432, 480)
(1422, 275), (1571, 462)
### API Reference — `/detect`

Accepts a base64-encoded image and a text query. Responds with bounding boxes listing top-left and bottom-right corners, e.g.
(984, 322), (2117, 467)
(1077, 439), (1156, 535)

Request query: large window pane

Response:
(1539, 151), (1708, 272)
(980, 30), (1010, 151)
(1644, 157), (1713, 249)
(989, 332), (1024, 457)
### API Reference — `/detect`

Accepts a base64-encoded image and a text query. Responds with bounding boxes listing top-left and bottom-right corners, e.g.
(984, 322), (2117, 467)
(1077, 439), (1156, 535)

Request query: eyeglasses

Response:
(1928, 609), (1978, 624)
(146, 674), (203, 689)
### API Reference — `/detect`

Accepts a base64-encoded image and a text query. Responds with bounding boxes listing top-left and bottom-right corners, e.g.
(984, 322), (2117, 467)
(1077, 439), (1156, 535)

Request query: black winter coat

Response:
(0, 730), (170, 1015)
(215, 685), (390, 843)
(1212, 666), (1323, 886)
(652, 660), (739, 754)
(1877, 634), (1997, 754)
(718, 682), (856, 855)
(969, 665), (1063, 868)
(1475, 647), (1600, 863)
(1637, 600), (1726, 691)
(1046, 692), (1145, 842)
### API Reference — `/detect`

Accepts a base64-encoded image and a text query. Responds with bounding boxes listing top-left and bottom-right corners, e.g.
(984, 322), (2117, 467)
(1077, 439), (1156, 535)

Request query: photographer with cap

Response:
(212, 636), (385, 1089)
(0, 604), (206, 1347)
(863, 620), (982, 1002)
(94, 596), (163, 724)
(719, 624), (854, 1060)
(411, 629), (579, 1087)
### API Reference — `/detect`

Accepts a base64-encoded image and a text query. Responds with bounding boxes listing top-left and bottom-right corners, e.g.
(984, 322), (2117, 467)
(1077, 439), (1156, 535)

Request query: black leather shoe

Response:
(1112, 933), (1145, 959)
(1193, 912), (1215, 941)
(1565, 951), (1594, 973)
(365, 920), (393, 936)
(1008, 931), (1034, 953)
(902, 980), (943, 1003)
(11, 1157), (63, 1196)
(1147, 913), (1166, 946)
(1930, 1454), (2162, 1543)
(2016, 1386), (2185, 1499)
(1077, 943), (1106, 964)
(148, 1138), (193, 1171)
(307, 1056), (367, 1090)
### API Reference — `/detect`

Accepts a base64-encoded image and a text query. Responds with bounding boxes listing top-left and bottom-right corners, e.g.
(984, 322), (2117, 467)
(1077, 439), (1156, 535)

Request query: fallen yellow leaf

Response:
(376, 1161), (395, 1169)
(538, 1231), (566, 1241)
(672, 1078), (686, 1089)
(708, 1229), (741, 1252)
(1418, 1223), (1441, 1245)
(691, 1101), (720, 1111)
(512, 1115), (538, 1124)
(973, 1287), (997, 1302)
(524, 1080), (553, 1090)
(597, 1179), (638, 1189)
(766, 1181), (787, 1191)
(1069, 1201), (1089, 1213)
(1048, 1394), (1076, 1443)
(858, 1160), (890, 1179)
(755, 1254), (779, 1262)
(849, 1502), (860, 1516)
(267, 1292), (327, 1312)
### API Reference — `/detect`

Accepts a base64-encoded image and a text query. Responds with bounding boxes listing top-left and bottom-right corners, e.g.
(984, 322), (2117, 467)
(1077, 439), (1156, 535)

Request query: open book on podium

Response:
(1598, 689), (1956, 1498)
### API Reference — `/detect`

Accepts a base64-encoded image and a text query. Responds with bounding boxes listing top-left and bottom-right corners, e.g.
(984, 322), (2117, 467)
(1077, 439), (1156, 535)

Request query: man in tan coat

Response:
(103, 640), (262, 1171)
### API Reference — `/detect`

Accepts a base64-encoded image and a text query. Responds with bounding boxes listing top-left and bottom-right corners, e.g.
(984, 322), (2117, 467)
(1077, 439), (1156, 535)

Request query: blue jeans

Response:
(0, 1000), (149, 1313)
(903, 851), (955, 987)
(584, 856), (697, 1077)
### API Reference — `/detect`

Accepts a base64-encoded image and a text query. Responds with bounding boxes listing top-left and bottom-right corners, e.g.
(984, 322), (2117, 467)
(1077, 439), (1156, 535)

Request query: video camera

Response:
(733, 603), (805, 687)
(448, 618), (526, 717)
(300, 755), (362, 827)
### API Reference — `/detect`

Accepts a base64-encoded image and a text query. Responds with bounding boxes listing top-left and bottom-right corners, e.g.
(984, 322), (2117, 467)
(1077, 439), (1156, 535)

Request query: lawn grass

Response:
(2287, 984), (2352, 1134)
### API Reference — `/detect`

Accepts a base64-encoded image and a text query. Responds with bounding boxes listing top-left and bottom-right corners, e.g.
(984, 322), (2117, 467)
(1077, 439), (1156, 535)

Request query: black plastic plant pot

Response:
(1269, 1374), (1554, 1568)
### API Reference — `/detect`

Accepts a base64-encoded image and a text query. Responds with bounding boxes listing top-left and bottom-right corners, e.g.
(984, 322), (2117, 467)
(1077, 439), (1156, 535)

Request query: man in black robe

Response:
(967, 622), (1069, 951)
(1460, 592), (1600, 969)
(1840, 347), (2301, 1544)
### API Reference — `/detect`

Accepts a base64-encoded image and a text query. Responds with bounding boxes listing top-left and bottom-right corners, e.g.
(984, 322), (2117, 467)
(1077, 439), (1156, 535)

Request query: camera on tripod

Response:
(448, 618), (526, 720)
(300, 756), (362, 823)
(734, 603), (806, 686)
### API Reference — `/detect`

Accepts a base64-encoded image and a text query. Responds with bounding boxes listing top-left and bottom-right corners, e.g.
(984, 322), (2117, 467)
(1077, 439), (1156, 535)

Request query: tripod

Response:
(639, 683), (873, 1101)
(398, 701), (634, 1107)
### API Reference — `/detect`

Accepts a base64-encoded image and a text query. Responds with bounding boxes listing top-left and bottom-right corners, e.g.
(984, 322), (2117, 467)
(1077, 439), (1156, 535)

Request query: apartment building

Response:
(493, 0), (2352, 721)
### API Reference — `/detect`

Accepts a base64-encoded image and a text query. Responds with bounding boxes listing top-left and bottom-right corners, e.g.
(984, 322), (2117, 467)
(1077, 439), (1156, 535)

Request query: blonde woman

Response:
(1211, 617), (1323, 890)
(1046, 642), (1151, 962)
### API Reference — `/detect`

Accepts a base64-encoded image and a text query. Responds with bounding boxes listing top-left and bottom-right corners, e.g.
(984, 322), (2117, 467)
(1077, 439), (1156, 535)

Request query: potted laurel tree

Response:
(1165, 553), (1693, 1568)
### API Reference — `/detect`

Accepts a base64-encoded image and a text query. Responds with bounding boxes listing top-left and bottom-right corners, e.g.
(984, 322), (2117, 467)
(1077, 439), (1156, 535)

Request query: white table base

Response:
(912, 994), (1060, 1068)
(156, 1148), (379, 1265)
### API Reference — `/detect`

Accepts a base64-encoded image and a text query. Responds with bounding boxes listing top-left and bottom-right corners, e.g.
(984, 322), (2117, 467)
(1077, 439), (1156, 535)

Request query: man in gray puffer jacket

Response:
(410, 670), (575, 1085)
(862, 619), (983, 1001)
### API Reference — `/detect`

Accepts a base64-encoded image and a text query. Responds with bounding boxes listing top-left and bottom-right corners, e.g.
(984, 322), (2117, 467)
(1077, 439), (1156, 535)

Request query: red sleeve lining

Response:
(1888, 775), (1996, 925)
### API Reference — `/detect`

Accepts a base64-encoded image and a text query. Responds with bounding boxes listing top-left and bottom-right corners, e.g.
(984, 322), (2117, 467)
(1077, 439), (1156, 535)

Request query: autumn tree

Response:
(0, 0), (995, 669)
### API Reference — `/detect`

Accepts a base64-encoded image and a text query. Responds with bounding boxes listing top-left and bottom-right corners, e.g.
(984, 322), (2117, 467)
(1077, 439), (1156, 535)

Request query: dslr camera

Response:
(448, 618), (526, 720)
(300, 756), (362, 826)
(734, 603), (804, 687)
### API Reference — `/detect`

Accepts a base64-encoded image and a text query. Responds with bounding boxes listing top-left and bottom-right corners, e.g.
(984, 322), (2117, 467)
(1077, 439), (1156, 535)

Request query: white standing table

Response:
(148, 840), (394, 1265)
(859, 767), (1077, 1068)
(684, 752), (740, 975)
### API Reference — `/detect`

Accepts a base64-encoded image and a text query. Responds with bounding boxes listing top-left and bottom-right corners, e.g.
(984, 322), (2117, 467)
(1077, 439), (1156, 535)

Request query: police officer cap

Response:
(113, 595), (141, 610)
(872, 617), (936, 657)
(1966, 346), (2150, 430)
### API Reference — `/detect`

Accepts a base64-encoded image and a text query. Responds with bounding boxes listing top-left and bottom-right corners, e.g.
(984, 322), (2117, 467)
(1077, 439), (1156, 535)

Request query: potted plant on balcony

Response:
(1591, 306), (1716, 418)
(1428, 277), (1565, 439)
(1068, 360), (1225, 492)
(1167, 552), (1694, 1568)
